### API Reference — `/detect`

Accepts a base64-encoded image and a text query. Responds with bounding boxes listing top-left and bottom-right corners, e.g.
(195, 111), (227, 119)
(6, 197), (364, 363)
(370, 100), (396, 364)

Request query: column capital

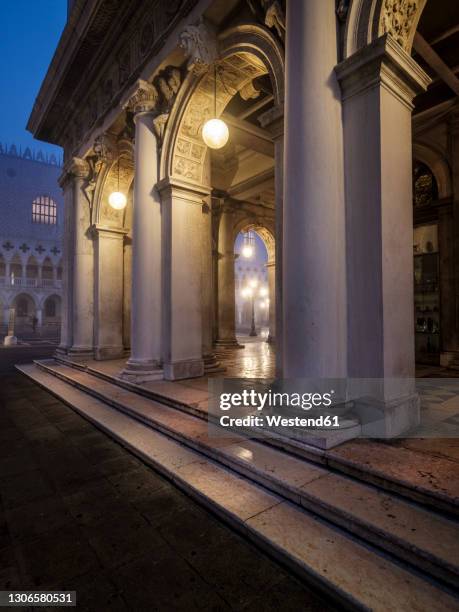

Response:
(59, 157), (90, 187)
(89, 224), (129, 239)
(156, 177), (211, 203)
(123, 79), (159, 114)
(335, 34), (431, 109)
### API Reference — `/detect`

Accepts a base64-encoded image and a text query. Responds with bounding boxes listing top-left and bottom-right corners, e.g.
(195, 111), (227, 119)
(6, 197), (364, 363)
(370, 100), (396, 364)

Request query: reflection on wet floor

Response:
(213, 333), (275, 379)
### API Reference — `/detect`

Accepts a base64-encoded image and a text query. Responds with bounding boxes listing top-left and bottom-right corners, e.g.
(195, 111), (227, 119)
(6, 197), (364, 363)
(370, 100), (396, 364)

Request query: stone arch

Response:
(42, 256), (54, 280)
(11, 292), (37, 316)
(43, 294), (61, 319)
(344, 0), (428, 59)
(233, 218), (275, 262)
(412, 142), (452, 199)
(93, 137), (135, 228)
(26, 255), (39, 279)
(161, 23), (284, 185)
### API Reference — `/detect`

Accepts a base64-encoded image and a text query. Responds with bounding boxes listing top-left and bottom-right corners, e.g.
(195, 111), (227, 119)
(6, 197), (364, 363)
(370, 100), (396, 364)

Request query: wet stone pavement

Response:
(0, 372), (334, 612)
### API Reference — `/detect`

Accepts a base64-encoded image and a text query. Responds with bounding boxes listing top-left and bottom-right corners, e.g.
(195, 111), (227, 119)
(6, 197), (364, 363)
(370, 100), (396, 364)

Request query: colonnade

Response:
(58, 0), (442, 436)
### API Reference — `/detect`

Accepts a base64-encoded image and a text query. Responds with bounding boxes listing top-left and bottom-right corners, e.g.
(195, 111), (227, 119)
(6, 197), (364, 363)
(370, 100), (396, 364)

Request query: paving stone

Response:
(0, 470), (56, 509)
(14, 526), (100, 588)
(158, 505), (236, 559)
(96, 454), (144, 478)
(239, 576), (333, 612)
(111, 553), (231, 611)
(82, 518), (171, 569)
(108, 467), (168, 502)
(49, 571), (128, 612)
(134, 485), (191, 528)
(5, 495), (73, 541)
(62, 479), (125, 526)
(186, 533), (287, 608)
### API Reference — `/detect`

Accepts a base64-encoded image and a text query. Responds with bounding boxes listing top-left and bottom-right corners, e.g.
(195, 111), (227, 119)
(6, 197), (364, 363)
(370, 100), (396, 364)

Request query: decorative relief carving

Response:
(179, 19), (218, 75)
(85, 133), (116, 222)
(247, 0), (285, 42)
(379, 0), (419, 50)
(124, 79), (159, 114)
(61, 0), (194, 153)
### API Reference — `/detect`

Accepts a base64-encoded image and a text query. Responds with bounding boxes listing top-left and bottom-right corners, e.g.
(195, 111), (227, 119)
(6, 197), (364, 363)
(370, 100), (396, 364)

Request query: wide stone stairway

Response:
(17, 359), (459, 611)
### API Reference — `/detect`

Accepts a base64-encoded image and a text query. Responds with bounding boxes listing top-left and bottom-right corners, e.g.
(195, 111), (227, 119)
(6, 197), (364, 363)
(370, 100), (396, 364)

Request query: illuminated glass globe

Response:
(241, 244), (254, 258)
(202, 118), (229, 149)
(108, 191), (127, 210)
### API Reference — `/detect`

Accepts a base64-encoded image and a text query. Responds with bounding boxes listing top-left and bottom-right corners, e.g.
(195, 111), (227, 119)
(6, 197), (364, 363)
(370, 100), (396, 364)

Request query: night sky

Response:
(0, 1), (66, 160)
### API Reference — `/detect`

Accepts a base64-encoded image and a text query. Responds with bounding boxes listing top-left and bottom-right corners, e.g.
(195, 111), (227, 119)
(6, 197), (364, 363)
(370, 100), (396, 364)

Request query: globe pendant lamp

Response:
(241, 230), (255, 258)
(109, 157), (127, 210)
(202, 65), (229, 150)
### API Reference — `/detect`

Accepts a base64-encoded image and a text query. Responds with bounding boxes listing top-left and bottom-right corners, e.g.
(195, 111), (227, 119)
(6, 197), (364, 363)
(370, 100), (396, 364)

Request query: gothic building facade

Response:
(0, 145), (63, 338)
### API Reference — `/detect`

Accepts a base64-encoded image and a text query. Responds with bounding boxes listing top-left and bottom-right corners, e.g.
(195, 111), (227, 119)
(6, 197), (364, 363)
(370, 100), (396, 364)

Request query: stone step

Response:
(22, 360), (459, 589)
(52, 356), (361, 450)
(52, 356), (459, 516)
(15, 363), (459, 611)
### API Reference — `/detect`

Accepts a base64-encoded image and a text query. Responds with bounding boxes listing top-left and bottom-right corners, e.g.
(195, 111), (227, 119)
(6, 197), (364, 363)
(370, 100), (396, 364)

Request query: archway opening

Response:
(235, 229), (270, 341)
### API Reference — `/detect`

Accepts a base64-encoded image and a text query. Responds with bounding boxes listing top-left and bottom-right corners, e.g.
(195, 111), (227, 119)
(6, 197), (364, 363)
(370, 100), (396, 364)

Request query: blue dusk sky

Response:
(0, 1), (66, 159)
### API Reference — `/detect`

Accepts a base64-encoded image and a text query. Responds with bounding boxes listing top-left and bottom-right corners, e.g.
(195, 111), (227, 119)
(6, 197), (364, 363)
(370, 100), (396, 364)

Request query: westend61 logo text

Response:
(219, 389), (335, 411)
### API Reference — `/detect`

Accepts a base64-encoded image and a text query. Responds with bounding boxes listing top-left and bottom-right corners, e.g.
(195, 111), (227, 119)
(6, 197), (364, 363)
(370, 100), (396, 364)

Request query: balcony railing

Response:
(0, 277), (62, 289)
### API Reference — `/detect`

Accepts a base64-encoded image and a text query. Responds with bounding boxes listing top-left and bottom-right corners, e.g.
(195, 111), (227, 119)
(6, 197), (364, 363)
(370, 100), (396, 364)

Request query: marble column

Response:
(201, 195), (220, 371)
(216, 200), (239, 347)
(336, 35), (430, 436)
(58, 157), (93, 358)
(121, 81), (162, 382)
(265, 259), (275, 343)
(158, 179), (207, 380)
(93, 226), (127, 360)
(259, 105), (283, 368)
(283, 0), (346, 378)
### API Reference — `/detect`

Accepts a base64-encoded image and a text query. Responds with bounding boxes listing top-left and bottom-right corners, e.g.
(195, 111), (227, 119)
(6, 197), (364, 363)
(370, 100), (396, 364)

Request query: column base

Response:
(214, 339), (245, 349)
(267, 334), (275, 344)
(119, 358), (163, 384)
(66, 346), (94, 362)
(203, 352), (226, 374)
(94, 345), (125, 361)
(3, 335), (17, 347)
(164, 358), (204, 381)
(353, 392), (420, 438)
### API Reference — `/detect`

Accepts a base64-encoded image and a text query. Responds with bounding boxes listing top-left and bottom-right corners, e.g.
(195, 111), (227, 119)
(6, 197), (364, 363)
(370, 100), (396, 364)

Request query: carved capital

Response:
(59, 157), (90, 187)
(378, 0), (423, 52)
(124, 79), (158, 114)
(179, 19), (218, 76)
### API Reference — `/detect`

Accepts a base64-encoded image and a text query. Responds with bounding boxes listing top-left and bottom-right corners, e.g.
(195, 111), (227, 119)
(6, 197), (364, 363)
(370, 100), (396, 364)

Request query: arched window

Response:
(45, 298), (56, 317)
(32, 195), (57, 224)
(413, 162), (438, 208)
(17, 297), (28, 316)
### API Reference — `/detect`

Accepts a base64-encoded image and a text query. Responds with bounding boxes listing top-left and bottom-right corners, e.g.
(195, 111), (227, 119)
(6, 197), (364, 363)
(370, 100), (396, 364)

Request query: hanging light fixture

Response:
(241, 231), (255, 258)
(202, 65), (229, 150)
(109, 157), (127, 210)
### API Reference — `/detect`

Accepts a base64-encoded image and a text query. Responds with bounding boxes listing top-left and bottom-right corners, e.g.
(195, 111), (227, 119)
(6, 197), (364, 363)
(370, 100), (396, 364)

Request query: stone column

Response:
(259, 105), (283, 370)
(283, 0), (346, 378)
(439, 205), (456, 364)
(36, 309), (42, 327)
(336, 35), (430, 436)
(158, 179), (207, 380)
(216, 200), (239, 347)
(57, 157), (93, 358)
(5, 262), (10, 282)
(121, 81), (162, 382)
(93, 226), (128, 360)
(201, 195), (220, 372)
(265, 259), (275, 343)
